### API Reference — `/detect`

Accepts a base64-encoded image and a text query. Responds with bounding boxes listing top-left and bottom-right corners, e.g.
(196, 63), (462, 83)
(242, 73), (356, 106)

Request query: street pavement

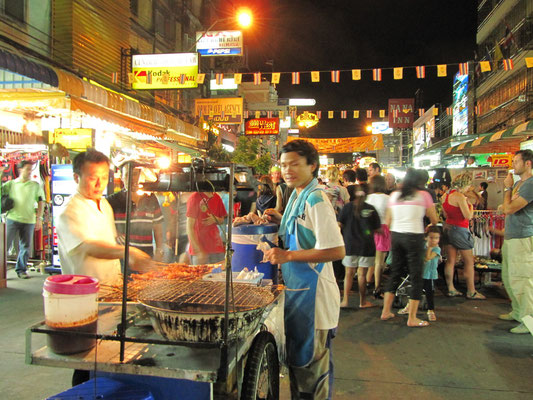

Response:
(1, 269), (532, 399)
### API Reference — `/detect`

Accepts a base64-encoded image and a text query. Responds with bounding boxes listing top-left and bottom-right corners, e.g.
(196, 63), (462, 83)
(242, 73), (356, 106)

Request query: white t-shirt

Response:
(57, 192), (121, 283)
(388, 190), (433, 234)
(292, 190), (345, 329)
(366, 193), (389, 222)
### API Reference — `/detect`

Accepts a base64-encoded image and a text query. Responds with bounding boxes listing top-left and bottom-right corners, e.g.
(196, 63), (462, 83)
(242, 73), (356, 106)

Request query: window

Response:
(4, 0), (25, 22)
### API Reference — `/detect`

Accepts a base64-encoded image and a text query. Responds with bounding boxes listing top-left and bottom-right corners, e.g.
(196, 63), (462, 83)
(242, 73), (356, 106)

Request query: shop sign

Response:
(131, 53), (198, 89)
(296, 112), (319, 128)
(489, 154), (513, 168)
(195, 97), (243, 125)
(196, 30), (243, 56)
(49, 128), (93, 150)
(245, 118), (280, 135)
(388, 98), (414, 128)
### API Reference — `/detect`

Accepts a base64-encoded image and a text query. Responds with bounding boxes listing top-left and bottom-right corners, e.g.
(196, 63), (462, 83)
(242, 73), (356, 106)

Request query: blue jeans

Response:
(6, 219), (35, 273)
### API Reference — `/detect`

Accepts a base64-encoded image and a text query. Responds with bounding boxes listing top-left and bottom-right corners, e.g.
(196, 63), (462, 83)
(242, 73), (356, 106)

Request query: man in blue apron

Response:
(264, 140), (345, 399)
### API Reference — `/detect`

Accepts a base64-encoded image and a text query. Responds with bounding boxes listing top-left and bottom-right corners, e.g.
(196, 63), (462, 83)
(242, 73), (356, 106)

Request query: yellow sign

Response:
(296, 112), (319, 128)
(50, 128), (93, 150)
(131, 53), (198, 90)
(489, 154), (512, 168)
(195, 97), (243, 125)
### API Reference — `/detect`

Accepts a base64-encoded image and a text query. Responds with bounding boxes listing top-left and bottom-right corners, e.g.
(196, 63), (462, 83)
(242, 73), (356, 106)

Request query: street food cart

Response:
(26, 161), (285, 399)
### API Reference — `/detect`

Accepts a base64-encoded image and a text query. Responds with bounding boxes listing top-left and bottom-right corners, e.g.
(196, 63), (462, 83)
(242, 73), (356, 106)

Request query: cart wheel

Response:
(241, 332), (279, 400)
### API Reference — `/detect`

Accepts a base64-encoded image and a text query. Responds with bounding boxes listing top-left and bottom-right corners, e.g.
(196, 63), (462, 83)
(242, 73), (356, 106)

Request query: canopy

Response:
(287, 135), (384, 153)
(445, 121), (533, 155)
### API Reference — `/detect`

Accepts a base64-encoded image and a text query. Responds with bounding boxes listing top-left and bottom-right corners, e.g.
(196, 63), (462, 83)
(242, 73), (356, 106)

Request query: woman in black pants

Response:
(380, 169), (439, 327)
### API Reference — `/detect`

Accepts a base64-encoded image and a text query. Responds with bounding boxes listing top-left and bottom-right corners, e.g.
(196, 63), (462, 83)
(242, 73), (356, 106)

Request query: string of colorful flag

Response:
(195, 57), (533, 86)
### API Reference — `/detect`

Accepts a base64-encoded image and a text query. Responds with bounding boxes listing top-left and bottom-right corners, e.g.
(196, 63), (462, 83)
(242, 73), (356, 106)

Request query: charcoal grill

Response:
(139, 281), (284, 342)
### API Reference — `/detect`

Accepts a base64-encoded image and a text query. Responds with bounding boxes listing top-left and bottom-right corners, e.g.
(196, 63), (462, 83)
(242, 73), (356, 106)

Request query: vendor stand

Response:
(25, 161), (285, 400)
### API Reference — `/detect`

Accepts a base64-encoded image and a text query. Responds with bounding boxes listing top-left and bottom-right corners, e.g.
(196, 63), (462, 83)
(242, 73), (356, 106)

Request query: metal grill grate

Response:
(138, 280), (280, 312)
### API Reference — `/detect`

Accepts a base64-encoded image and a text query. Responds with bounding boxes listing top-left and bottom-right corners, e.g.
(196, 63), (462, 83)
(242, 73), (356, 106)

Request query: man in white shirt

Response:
(57, 150), (151, 283)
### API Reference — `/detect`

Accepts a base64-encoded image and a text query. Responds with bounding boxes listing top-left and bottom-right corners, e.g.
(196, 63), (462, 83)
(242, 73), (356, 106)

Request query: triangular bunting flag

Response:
(331, 70), (340, 83)
(446, 107), (452, 115)
(475, 105), (480, 115)
(111, 72), (119, 83)
(392, 109), (399, 118)
(437, 64), (447, 77)
(244, 110), (249, 119)
(459, 62), (468, 76)
(234, 73), (242, 84)
(353, 110), (359, 119)
(379, 109), (385, 118)
(317, 111), (322, 119)
(341, 111), (347, 119)
(271, 72), (280, 84)
(433, 107), (439, 116)
(373, 68), (382, 81)
(215, 73), (224, 85)
(393, 67), (403, 80)
(366, 110), (372, 118)
(503, 58), (514, 71)
(311, 71), (320, 82)
(526, 57), (533, 68)
(418, 108), (425, 117)
(328, 110), (334, 119)
(279, 111), (284, 119)
(416, 66), (425, 79)
(255, 111), (261, 118)
(292, 72), (300, 84)
(267, 111), (273, 118)
(352, 69), (361, 80)
(127, 73), (134, 84)
(479, 61), (491, 72)
(197, 73), (205, 84)
(254, 72), (261, 85)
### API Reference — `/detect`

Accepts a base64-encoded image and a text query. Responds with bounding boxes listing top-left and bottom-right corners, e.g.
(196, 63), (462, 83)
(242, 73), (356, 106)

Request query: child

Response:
(399, 226), (441, 320)
(422, 226), (442, 321)
(338, 183), (381, 308)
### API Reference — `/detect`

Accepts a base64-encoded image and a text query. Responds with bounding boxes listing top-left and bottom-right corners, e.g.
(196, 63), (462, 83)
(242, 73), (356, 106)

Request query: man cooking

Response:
(264, 140), (345, 400)
(56, 149), (152, 283)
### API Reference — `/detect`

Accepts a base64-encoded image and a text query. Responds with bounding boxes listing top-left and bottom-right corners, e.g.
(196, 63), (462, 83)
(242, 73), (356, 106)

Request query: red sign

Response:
(389, 98), (415, 129)
(245, 118), (280, 135)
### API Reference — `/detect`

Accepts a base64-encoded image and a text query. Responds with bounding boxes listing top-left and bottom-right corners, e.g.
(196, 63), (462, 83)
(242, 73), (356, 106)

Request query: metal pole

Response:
(119, 161), (134, 362)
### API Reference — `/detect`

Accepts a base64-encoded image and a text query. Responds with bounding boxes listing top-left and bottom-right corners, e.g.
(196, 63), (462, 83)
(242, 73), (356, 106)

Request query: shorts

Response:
(342, 255), (374, 268)
(444, 224), (474, 250)
(374, 224), (391, 252)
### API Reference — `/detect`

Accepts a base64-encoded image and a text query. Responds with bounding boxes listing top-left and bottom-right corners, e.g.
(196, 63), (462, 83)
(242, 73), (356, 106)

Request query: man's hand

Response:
(35, 219), (42, 232)
(263, 208), (282, 225)
(203, 215), (218, 226)
(504, 172), (514, 189)
(264, 247), (291, 264)
(128, 247), (154, 272)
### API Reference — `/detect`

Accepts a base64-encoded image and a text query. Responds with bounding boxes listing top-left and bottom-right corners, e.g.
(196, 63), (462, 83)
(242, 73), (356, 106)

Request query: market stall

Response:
(26, 161), (285, 400)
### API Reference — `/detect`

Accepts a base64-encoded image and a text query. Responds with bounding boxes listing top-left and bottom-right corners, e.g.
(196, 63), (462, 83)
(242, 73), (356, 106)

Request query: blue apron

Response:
(280, 181), (324, 367)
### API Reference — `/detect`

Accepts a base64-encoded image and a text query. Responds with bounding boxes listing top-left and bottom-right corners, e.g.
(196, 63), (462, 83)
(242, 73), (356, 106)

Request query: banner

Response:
(49, 128), (94, 150)
(488, 154), (513, 168)
(388, 98), (414, 128)
(196, 30), (243, 56)
(287, 135), (384, 153)
(132, 53), (198, 89)
(195, 97), (243, 124)
(245, 118), (280, 135)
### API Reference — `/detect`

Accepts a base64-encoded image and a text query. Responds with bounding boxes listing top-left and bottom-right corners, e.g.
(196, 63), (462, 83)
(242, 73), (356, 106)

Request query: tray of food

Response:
(203, 267), (264, 286)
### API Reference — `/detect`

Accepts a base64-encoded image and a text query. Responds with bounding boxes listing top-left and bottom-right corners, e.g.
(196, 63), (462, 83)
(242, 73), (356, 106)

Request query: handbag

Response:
(1, 194), (14, 212)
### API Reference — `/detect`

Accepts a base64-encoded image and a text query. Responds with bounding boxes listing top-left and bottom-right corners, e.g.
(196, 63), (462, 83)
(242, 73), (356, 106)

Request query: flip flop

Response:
(380, 314), (395, 321)
(447, 289), (463, 297)
(466, 291), (486, 300)
(427, 311), (437, 321)
(407, 320), (429, 327)
(397, 306), (409, 315)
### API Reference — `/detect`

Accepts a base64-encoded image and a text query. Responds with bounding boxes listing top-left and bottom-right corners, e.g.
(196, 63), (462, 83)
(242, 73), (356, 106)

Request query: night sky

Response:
(231, 0), (478, 138)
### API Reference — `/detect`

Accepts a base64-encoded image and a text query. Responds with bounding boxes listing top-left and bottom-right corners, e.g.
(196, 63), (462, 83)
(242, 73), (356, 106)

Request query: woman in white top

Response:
(380, 169), (438, 327)
(366, 175), (390, 297)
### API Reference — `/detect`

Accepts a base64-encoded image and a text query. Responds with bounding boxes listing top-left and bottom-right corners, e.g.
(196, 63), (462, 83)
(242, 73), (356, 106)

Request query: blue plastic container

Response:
(47, 377), (154, 400)
(231, 223), (278, 284)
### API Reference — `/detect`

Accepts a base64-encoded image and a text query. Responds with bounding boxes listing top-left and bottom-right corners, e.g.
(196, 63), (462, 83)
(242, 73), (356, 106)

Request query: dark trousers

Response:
(6, 219), (34, 273)
(423, 279), (435, 310)
(385, 232), (425, 300)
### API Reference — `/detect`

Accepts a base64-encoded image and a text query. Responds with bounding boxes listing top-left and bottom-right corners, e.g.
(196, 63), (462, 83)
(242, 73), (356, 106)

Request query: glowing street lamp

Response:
(365, 124), (373, 133)
(236, 8), (253, 28)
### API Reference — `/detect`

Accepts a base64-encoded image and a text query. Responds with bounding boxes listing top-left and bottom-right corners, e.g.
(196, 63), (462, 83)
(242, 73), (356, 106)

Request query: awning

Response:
(445, 121), (533, 155)
(0, 49), (58, 87)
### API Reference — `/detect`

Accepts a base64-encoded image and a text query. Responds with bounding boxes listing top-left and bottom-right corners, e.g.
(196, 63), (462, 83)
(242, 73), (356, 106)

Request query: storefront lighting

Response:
(222, 143), (235, 152)
(288, 99), (316, 106)
(157, 156), (171, 170)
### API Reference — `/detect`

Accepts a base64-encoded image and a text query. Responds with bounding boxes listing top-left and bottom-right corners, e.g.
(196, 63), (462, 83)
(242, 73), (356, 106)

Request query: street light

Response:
(365, 124), (373, 133)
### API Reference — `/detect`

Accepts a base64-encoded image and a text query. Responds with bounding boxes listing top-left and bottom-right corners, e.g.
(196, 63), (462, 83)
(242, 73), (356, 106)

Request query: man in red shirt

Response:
(186, 191), (227, 264)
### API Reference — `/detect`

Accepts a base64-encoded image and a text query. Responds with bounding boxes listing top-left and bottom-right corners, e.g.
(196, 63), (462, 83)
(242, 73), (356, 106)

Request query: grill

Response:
(138, 280), (280, 314)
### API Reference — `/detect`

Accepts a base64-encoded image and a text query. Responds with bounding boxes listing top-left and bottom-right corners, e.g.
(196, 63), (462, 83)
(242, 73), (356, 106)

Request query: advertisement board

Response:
(388, 98), (415, 128)
(372, 122), (393, 134)
(196, 30), (243, 56)
(452, 73), (468, 135)
(245, 118), (280, 135)
(131, 53), (198, 89)
(195, 97), (243, 125)
(49, 128), (94, 150)
(412, 107), (435, 154)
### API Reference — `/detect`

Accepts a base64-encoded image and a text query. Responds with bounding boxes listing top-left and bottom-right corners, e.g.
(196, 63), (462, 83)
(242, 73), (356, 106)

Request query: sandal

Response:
(373, 288), (383, 299)
(427, 310), (437, 321)
(397, 305), (409, 315)
(408, 320), (429, 328)
(447, 289), (463, 297)
(466, 291), (486, 300)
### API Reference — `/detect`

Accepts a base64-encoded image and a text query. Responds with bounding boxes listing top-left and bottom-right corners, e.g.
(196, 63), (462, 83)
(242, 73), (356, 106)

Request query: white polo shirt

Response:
(57, 192), (121, 283)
